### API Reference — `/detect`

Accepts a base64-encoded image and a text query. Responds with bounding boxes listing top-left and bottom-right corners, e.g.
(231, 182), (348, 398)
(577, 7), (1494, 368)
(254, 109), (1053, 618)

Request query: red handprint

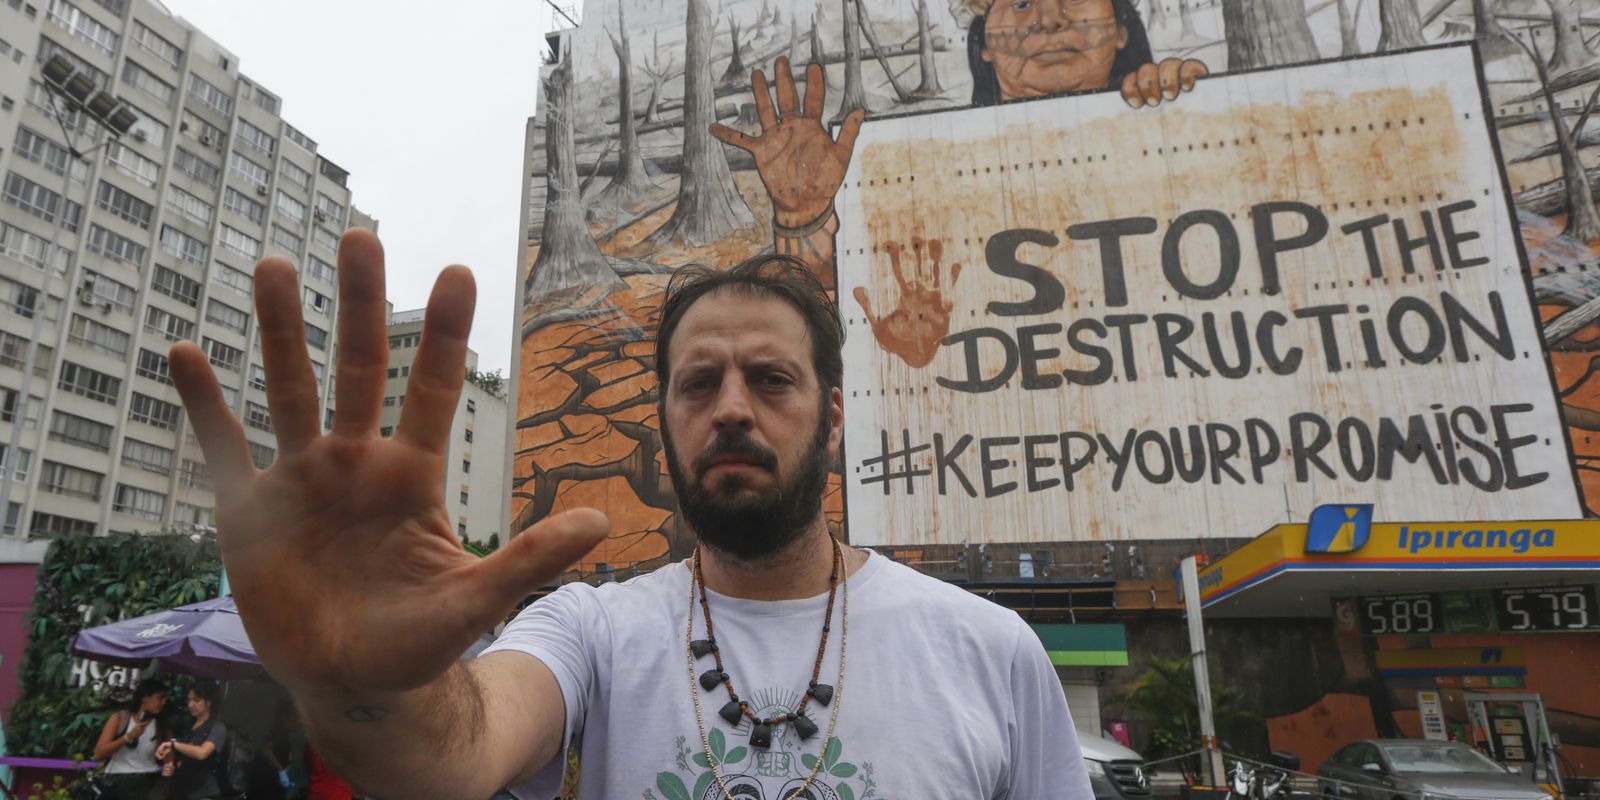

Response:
(853, 238), (962, 369)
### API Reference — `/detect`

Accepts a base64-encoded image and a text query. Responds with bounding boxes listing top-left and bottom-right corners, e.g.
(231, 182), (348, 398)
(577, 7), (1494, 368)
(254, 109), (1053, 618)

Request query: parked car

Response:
(1316, 739), (1550, 800)
(1079, 734), (1152, 800)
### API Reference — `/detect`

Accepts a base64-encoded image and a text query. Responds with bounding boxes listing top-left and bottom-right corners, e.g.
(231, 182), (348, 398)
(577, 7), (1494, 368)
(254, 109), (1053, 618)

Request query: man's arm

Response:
(298, 653), (565, 799)
(1004, 618), (1093, 799)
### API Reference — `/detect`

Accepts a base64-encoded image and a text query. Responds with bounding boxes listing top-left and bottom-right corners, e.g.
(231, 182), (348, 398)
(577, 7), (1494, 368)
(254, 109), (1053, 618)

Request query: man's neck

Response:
(698, 521), (863, 601)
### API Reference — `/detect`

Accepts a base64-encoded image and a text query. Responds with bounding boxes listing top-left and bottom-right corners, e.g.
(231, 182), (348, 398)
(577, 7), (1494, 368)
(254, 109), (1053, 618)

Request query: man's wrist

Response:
(773, 201), (836, 236)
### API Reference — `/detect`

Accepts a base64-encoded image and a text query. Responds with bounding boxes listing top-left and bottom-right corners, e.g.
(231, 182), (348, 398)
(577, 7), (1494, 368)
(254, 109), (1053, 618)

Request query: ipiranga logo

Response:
(1399, 526), (1555, 555)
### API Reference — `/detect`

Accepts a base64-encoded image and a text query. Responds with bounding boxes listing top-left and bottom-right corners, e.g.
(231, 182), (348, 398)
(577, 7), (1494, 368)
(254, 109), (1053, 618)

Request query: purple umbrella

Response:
(71, 596), (267, 680)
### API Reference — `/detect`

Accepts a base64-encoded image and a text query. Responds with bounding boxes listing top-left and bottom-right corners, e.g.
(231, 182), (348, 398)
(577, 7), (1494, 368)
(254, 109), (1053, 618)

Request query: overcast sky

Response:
(159, 0), (564, 374)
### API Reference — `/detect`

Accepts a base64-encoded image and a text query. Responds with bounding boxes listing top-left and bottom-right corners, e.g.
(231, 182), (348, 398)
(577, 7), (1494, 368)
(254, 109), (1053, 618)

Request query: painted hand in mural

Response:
(853, 238), (963, 369)
(710, 56), (866, 230)
(1120, 58), (1208, 107)
(168, 229), (609, 696)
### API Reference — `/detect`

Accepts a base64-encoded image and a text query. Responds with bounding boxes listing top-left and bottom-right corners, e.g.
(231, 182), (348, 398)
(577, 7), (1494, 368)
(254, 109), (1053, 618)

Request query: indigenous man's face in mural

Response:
(982, 0), (1128, 99)
(660, 292), (843, 561)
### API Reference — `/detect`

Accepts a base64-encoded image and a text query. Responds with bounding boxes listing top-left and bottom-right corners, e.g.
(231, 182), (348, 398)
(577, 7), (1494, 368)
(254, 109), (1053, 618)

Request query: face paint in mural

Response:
(853, 238), (963, 369)
(982, 0), (1128, 99)
(660, 293), (837, 561)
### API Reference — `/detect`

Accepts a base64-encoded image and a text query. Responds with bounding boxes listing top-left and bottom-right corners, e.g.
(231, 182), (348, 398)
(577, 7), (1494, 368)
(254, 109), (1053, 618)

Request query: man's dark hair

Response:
(967, 0), (1154, 106)
(655, 254), (845, 395)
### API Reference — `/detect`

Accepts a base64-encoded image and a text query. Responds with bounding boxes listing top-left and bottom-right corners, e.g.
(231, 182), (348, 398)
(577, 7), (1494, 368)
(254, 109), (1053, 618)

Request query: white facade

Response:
(0, 0), (363, 537)
(381, 309), (509, 544)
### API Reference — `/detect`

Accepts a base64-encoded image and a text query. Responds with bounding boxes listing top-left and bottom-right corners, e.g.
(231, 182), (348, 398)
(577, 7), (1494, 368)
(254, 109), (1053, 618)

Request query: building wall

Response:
(0, 0), (360, 540)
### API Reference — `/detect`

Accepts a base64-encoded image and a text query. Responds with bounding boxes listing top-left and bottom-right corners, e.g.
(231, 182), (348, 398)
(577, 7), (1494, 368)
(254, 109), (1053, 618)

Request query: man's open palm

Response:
(169, 229), (607, 696)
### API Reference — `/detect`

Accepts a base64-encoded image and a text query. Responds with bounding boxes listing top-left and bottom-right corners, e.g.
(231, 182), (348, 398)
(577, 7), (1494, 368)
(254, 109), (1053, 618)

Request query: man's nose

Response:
(711, 379), (755, 432)
(1038, 0), (1070, 30)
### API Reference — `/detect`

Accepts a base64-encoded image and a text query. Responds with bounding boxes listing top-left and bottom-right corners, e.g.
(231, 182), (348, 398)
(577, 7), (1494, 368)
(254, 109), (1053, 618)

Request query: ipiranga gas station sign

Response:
(834, 46), (1580, 547)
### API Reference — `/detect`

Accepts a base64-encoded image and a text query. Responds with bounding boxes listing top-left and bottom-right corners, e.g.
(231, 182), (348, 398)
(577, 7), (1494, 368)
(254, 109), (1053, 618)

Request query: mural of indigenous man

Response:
(962, 0), (1208, 106)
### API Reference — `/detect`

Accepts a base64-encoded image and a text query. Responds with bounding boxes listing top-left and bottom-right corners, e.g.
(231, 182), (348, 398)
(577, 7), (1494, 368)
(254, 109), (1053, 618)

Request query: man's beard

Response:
(662, 399), (832, 562)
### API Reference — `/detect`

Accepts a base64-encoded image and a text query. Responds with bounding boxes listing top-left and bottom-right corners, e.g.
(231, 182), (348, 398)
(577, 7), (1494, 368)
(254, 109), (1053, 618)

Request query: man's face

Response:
(982, 0), (1127, 99)
(660, 291), (843, 561)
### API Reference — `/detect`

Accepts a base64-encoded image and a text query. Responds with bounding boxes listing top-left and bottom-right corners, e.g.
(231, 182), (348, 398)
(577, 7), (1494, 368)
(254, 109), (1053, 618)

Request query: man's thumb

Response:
(476, 509), (610, 603)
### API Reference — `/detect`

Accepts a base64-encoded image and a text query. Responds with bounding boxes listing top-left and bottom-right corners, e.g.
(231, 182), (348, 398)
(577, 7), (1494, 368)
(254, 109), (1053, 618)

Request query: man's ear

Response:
(1116, 25), (1129, 49)
(827, 386), (845, 453)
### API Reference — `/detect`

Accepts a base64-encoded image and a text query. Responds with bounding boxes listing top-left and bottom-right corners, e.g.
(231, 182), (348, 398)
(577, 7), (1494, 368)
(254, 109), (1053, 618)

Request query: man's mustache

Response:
(692, 432), (780, 478)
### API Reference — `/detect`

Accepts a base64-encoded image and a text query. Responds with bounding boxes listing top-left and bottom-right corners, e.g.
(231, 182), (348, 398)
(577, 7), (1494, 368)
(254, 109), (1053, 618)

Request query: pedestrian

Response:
(248, 701), (305, 800)
(92, 678), (170, 800)
(154, 679), (226, 800)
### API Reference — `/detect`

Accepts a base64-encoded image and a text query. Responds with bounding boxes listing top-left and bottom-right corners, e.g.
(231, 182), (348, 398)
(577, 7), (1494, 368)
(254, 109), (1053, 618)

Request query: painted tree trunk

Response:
(1545, 0), (1597, 73)
(810, 16), (835, 86)
(1376, 0), (1426, 51)
(647, 0), (755, 247)
(1335, 0), (1359, 56)
(833, 0), (868, 123)
(911, 0), (944, 98)
(1179, 0), (1200, 39)
(528, 58), (622, 306)
(1222, 0), (1321, 70)
(596, 11), (656, 210)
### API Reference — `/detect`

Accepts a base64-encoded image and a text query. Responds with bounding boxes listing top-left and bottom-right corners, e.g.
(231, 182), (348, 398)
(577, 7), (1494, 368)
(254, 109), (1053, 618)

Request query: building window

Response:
(159, 225), (209, 265)
(81, 270), (137, 314)
(48, 0), (119, 56)
(127, 114), (168, 149)
(173, 148), (221, 187)
(249, 363), (267, 391)
(0, 275), (56, 321)
(4, 171), (83, 230)
(58, 360), (121, 404)
(95, 182), (154, 229)
(37, 36), (109, 88)
(466, 399), (476, 414)
(304, 287), (331, 316)
(219, 224), (262, 259)
(228, 152), (269, 190)
(205, 299), (249, 334)
(67, 314), (130, 358)
(132, 21), (181, 67)
(1, 387), (45, 427)
(275, 191), (305, 222)
(280, 160), (311, 191)
(129, 392), (181, 430)
(380, 426), (392, 437)
(15, 126), (89, 183)
(121, 437), (174, 474)
(180, 458), (211, 490)
(187, 73), (233, 116)
(248, 441), (275, 469)
(235, 117), (275, 157)
(311, 226), (340, 253)
(0, 444), (34, 483)
(144, 305), (195, 342)
(285, 125), (316, 153)
(135, 348), (171, 384)
(113, 484), (166, 520)
(270, 225), (302, 256)
(306, 256), (336, 284)
(462, 458), (470, 473)
(0, 330), (54, 377)
(382, 396), (396, 407)
(120, 58), (174, 105)
(304, 322), (328, 351)
(314, 193), (346, 224)
(152, 265), (201, 307)
(174, 501), (212, 526)
(203, 337), (244, 373)
(48, 409), (112, 452)
(222, 187), (266, 224)
(105, 141), (160, 187)
(244, 400), (273, 433)
(40, 460), (104, 500)
(464, 428), (473, 443)
(86, 224), (147, 265)
(31, 511), (96, 537)
(1, 219), (72, 271)
(459, 490), (469, 505)
(165, 185), (214, 227)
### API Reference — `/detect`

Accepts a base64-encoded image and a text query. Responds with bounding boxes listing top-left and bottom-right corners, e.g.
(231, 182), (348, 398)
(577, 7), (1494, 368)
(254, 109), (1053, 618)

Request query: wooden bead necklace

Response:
(685, 539), (849, 800)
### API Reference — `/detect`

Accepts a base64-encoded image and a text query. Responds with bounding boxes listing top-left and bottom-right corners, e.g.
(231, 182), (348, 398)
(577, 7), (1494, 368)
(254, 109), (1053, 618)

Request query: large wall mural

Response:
(513, 0), (1600, 577)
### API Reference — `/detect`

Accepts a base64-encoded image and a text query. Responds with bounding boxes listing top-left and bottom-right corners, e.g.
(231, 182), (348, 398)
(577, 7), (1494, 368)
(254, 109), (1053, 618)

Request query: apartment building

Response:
(0, 0), (366, 538)
(380, 307), (509, 544)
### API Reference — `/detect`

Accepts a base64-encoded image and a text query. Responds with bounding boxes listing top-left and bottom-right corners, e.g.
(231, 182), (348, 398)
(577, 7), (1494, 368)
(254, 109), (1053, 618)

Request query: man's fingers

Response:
(751, 69), (778, 132)
(474, 509), (610, 604)
(1158, 58), (1182, 101)
(1121, 72), (1142, 107)
(802, 61), (826, 119)
(833, 108), (866, 159)
(333, 229), (390, 435)
(775, 56), (799, 117)
(395, 265), (475, 455)
(253, 258), (321, 452)
(710, 123), (757, 152)
(852, 286), (878, 325)
(1179, 59), (1208, 92)
(169, 341), (255, 495)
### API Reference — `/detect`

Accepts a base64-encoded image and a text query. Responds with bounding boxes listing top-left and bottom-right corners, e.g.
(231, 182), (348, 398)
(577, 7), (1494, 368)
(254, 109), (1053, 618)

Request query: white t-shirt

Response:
(484, 550), (1091, 799)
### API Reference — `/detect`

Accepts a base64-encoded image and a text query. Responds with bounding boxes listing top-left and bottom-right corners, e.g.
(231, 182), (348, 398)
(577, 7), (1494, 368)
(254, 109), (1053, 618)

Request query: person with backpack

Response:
(92, 678), (171, 800)
(155, 680), (227, 800)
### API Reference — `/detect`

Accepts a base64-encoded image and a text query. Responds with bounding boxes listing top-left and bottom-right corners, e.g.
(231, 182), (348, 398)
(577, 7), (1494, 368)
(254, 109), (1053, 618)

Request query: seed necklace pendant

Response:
(685, 538), (849, 800)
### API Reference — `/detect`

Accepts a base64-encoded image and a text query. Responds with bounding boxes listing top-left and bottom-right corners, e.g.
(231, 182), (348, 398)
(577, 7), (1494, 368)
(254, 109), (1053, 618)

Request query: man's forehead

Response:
(671, 292), (812, 364)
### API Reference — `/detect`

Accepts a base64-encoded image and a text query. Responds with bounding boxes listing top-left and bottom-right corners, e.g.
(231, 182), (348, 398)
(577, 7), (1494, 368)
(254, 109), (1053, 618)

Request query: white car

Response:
(1079, 734), (1153, 800)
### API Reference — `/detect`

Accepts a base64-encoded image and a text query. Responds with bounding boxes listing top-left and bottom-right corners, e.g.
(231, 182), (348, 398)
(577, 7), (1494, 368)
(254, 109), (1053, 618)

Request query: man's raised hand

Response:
(169, 229), (608, 697)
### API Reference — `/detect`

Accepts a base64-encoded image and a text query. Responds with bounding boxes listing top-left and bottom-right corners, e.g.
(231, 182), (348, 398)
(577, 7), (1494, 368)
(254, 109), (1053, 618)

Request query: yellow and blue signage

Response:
(1306, 504), (1373, 553)
(1198, 507), (1600, 609)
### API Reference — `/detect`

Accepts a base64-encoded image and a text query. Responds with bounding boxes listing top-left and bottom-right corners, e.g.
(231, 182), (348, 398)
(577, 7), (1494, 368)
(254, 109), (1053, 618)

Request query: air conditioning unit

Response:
(179, 121), (189, 133)
(77, 286), (97, 305)
(313, 209), (327, 222)
(254, 185), (268, 196)
(199, 133), (213, 146)
(100, 300), (113, 314)
(132, 129), (147, 143)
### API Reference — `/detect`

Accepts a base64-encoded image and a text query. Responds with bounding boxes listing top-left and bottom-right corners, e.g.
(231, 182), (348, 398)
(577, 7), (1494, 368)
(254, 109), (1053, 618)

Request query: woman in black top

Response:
(155, 679), (227, 800)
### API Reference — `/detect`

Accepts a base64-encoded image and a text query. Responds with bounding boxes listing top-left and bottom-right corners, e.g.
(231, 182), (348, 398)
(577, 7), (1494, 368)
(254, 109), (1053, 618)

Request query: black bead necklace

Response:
(689, 538), (840, 749)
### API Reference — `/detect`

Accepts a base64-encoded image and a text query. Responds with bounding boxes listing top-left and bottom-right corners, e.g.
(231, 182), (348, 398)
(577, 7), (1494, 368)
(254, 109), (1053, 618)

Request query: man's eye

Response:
(760, 374), (792, 388)
(1012, 0), (1032, 9)
(681, 379), (713, 394)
